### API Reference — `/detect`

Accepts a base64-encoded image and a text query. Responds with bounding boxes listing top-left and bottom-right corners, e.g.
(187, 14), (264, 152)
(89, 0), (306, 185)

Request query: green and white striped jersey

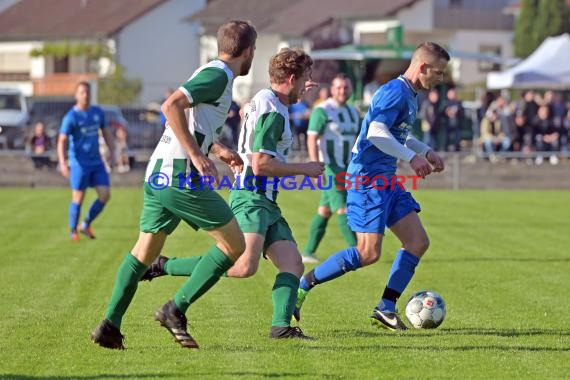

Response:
(235, 88), (292, 202)
(145, 60), (234, 188)
(307, 98), (360, 172)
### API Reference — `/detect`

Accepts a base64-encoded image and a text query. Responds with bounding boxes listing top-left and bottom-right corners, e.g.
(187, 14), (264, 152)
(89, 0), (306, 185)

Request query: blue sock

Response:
(84, 199), (106, 225)
(69, 202), (81, 231)
(300, 247), (361, 291)
(378, 249), (420, 312)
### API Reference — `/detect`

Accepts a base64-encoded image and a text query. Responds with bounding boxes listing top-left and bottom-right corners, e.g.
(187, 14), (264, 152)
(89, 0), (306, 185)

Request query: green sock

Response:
(105, 253), (148, 328)
(174, 246), (233, 313)
(338, 213), (356, 246)
(271, 272), (300, 327)
(303, 214), (329, 255)
(165, 256), (202, 276)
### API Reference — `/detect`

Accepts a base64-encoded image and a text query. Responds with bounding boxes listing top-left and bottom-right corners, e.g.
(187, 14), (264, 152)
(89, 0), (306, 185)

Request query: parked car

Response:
(100, 104), (129, 132)
(28, 101), (163, 153)
(28, 98), (75, 148)
(0, 88), (29, 149)
(119, 106), (164, 150)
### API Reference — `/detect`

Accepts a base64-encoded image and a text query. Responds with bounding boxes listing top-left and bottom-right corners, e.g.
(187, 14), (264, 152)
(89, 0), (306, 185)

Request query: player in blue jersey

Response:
(57, 82), (115, 241)
(294, 42), (449, 330)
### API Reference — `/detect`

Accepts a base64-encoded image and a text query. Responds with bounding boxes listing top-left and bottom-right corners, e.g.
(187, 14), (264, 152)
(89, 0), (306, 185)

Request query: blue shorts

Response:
(69, 162), (110, 191)
(346, 186), (421, 234)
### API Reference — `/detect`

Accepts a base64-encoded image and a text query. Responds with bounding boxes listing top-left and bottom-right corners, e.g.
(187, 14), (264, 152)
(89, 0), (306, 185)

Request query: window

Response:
(478, 44), (501, 73)
(0, 94), (22, 110)
(53, 56), (69, 73)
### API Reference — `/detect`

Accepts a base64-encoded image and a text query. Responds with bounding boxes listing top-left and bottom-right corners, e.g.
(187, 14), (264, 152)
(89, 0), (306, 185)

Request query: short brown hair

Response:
(332, 73), (351, 83)
(217, 20), (257, 58)
(76, 81), (90, 90)
(413, 41), (450, 62)
(268, 48), (313, 84)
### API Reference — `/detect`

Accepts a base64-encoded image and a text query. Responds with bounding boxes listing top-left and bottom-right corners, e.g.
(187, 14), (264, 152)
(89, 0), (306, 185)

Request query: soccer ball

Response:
(405, 290), (446, 329)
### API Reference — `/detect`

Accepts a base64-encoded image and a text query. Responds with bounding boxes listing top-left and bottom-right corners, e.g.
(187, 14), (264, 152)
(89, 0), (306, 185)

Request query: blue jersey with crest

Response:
(349, 75), (417, 177)
(59, 105), (107, 166)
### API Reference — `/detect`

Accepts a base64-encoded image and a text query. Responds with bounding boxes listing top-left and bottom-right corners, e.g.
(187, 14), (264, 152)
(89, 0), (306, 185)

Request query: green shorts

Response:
(140, 182), (234, 234)
(319, 166), (348, 212)
(229, 189), (295, 253)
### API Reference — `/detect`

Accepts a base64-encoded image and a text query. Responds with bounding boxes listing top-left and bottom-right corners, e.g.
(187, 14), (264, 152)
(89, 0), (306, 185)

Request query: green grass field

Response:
(0, 188), (569, 379)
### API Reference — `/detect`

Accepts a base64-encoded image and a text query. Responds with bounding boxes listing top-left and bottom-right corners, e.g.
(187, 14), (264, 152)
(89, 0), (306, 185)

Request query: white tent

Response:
(487, 34), (570, 89)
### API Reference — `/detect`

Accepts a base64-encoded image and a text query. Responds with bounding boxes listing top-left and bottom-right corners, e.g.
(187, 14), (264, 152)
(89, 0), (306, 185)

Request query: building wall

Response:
(242, 34), (289, 101)
(200, 33), (282, 106)
(433, 0), (514, 30)
(398, 0), (514, 86)
(0, 41), (36, 95)
(116, 0), (205, 105)
(241, 34), (287, 104)
(450, 30), (513, 85)
(398, 0), (435, 33)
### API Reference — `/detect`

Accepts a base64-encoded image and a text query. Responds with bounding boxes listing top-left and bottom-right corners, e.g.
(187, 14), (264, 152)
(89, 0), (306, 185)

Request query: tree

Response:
(514, 0), (538, 58)
(533, 0), (567, 49)
(514, 0), (569, 58)
(97, 64), (142, 106)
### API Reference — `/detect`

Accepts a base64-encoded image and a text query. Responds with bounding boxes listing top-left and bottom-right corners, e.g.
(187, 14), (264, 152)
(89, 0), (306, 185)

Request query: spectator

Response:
(158, 88), (175, 126)
(487, 95), (514, 139)
(562, 109), (570, 156)
(289, 98), (311, 151)
(442, 87), (464, 151)
(313, 86), (330, 107)
(544, 91), (567, 129)
(114, 127), (130, 173)
(419, 89), (442, 150)
(512, 110), (533, 154)
(533, 105), (559, 165)
(480, 109), (511, 160)
(520, 90), (539, 123)
(475, 91), (496, 142)
(223, 100), (241, 149)
(362, 64), (382, 108)
(27, 120), (51, 169)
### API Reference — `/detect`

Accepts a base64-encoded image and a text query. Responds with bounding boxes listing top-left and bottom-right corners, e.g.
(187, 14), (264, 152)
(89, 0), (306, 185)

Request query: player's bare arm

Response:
(161, 90), (219, 183)
(307, 133), (320, 162)
(211, 142), (244, 174)
(57, 134), (69, 178)
(306, 133), (321, 185)
(252, 152), (324, 178)
(101, 127), (116, 166)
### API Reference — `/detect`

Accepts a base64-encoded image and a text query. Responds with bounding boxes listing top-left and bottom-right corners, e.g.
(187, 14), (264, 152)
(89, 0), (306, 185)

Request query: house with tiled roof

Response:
(0, 0), (206, 104)
(189, 0), (420, 102)
(190, 0), (517, 102)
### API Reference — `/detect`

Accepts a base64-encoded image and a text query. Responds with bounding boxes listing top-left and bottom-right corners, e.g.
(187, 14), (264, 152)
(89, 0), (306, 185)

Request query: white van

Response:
(0, 88), (29, 149)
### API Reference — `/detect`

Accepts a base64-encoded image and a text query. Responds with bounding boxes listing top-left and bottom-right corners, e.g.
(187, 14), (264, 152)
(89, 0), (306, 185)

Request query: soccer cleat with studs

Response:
(70, 230), (80, 241)
(79, 222), (96, 239)
(91, 319), (125, 349)
(140, 255), (169, 282)
(154, 300), (199, 348)
(270, 326), (314, 340)
(370, 308), (408, 331)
